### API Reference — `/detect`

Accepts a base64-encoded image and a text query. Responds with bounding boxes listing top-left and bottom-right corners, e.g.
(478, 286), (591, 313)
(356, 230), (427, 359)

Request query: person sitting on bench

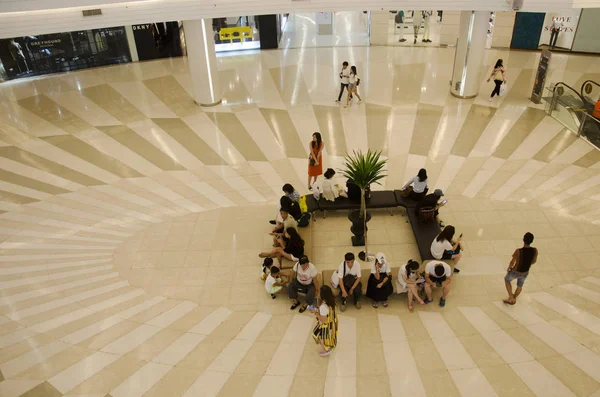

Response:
(415, 189), (446, 226)
(431, 225), (463, 273)
(334, 252), (362, 311)
(401, 168), (428, 201)
(270, 184), (301, 225)
(313, 168), (348, 201)
(260, 227), (305, 267)
(288, 255), (320, 313)
(424, 260), (452, 307)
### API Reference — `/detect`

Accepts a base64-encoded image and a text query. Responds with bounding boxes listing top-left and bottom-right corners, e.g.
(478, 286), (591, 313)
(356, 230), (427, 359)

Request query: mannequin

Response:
(422, 11), (433, 43)
(412, 11), (422, 45)
(8, 39), (28, 74)
(549, 19), (562, 49)
(395, 11), (406, 42)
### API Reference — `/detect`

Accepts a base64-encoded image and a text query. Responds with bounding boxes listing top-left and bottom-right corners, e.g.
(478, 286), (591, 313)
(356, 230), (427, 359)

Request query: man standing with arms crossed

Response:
(335, 61), (352, 104)
(504, 232), (538, 305)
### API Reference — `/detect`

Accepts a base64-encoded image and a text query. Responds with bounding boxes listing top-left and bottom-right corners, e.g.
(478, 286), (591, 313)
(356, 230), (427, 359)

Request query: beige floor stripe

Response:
(17, 95), (90, 134)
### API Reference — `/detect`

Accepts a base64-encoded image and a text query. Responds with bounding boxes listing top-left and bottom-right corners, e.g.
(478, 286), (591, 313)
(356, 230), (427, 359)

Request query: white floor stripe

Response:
(0, 264), (114, 289)
(581, 277), (600, 288)
(419, 312), (476, 370)
(0, 340), (70, 378)
(0, 380), (43, 397)
(560, 284), (600, 302)
(419, 311), (499, 397)
(0, 252), (112, 262)
(146, 301), (197, 327)
(61, 296), (166, 345)
(110, 362), (173, 397)
(324, 315), (357, 397)
(49, 351), (120, 394)
(495, 302), (600, 383)
(0, 242), (114, 250)
(31, 289), (145, 333)
(252, 314), (314, 397)
(0, 328), (38, 349)
(181, 312), (271, 397)
(0, 257), (113, 276)
(460, 305), (575, 397)
(378, 314), (426, 397)
(188, 307), (232, 335)
(151, 332), (206, 366)
(530, 292), (600, 335)
(0, 272), (118, 303)
(458, 307), (533, 364)
(7, 281), (128, 320)
(101, 324), (162, 355)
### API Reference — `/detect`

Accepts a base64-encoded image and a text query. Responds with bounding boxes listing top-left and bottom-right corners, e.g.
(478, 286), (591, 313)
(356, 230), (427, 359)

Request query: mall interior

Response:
(1, 0), (600, 396)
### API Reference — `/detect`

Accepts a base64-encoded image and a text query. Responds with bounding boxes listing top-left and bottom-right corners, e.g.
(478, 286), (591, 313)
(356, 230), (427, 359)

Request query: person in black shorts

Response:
(424, 260), (453, 307)
(504, 232), (538, 305)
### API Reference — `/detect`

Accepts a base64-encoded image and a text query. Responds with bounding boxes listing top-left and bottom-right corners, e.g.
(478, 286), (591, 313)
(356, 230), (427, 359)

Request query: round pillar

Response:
(450, 11), (489, 99)
(183, 19), (221, 106)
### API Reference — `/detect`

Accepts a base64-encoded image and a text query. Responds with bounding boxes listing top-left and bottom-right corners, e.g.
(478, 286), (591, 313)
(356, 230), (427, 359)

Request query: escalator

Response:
(544, 80), (600, 149)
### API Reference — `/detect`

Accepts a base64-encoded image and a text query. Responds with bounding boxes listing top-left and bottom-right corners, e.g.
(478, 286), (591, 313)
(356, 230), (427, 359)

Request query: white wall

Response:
(491, 11), (515, 48)
(439, 11), (461, 46)
(0, 0), (579, 40)
(538, 10), (581, 50)
(369, 11), (389, 45)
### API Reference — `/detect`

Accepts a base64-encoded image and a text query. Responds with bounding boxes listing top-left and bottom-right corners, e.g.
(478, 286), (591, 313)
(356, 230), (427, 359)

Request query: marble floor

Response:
(1, 45), (600, 397)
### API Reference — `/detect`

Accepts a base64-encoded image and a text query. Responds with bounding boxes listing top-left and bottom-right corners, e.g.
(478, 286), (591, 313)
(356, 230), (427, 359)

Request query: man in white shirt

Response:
(337, 252), (362, 311)
(336, 61), (353, 103)
(424, 260), (452, 307)
(288, 256), (320, 312)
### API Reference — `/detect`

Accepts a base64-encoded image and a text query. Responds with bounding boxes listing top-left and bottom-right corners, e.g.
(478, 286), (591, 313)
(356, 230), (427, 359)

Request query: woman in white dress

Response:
(396, 260), (425, 312)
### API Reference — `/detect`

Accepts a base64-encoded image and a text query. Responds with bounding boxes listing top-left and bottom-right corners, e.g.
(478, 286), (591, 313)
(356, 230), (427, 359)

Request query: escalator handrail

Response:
(580, 80), (600, 100)
(553, 82), (586, 104)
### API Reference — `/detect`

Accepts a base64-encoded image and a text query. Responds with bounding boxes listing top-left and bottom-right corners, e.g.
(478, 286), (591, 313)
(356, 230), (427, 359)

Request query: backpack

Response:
(298, 212), (311, 227)
(395, 11), (404, 24)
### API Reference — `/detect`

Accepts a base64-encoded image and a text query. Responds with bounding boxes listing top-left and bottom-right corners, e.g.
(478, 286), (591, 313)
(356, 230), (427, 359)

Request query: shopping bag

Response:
(500, 83), (507, 96)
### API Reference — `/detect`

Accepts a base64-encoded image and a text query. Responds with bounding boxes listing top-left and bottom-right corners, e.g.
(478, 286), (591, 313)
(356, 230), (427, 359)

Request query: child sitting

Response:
(265, 266), (288, 299)
(261, 258), (274, 281)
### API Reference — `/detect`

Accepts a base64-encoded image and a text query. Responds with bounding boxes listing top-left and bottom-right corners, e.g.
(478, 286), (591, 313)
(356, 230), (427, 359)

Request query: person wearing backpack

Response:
(335, 252), (362, 311)
(395, 11), (406, 42)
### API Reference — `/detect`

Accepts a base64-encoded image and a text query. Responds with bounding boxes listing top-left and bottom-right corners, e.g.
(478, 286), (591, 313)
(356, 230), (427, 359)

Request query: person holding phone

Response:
(415, 189), (447, 227)
(396, 259), (426, 312)
(424, 260), (453, 307)
(310, 285), (338, 357)
(335, 61), (352, 103)
(430, 225), (463, 273)
(366, 252), (393, 308)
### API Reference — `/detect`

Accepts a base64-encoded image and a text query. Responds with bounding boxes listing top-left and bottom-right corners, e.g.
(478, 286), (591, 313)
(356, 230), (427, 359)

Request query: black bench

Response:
(394, 190), (440, 261)
(317, 191), (397, 218)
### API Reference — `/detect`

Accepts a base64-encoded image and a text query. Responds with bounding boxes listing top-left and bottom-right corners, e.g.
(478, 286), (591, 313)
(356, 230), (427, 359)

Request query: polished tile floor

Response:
(1, 45), (600, 397)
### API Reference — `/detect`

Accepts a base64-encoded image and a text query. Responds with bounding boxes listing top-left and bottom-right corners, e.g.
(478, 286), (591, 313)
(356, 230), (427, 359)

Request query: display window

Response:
(212, 16), (261, 52)
(0, 27), (130, 80)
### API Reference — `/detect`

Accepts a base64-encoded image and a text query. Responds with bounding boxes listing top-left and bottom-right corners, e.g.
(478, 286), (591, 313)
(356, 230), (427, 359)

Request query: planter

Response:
(348, 209), (371, 246)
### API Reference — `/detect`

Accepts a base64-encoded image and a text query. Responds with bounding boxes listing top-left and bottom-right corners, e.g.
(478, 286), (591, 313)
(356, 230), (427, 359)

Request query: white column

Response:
(182, 19), (221, 106)
(124, 26), (139, 62)
(450, 11), (489, 99)
(369, 11), (389, 45)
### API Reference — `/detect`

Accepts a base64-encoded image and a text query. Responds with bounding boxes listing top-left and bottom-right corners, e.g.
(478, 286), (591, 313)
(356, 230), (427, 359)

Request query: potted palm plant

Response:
(339, 150), (387, 251)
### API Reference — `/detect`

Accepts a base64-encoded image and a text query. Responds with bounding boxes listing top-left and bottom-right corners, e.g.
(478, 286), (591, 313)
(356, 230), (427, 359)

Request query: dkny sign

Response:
(132, 24), (152, 31)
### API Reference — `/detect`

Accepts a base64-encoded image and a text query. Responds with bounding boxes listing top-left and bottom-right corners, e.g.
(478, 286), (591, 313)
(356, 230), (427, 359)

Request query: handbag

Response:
(500, 83), (507, 96)
(399, 186), (413, 197)
(309, 155), (316, 167)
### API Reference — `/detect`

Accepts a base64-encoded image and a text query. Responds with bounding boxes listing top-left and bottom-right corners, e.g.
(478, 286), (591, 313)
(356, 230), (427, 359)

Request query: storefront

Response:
(537, 10), (580, 51)
(132, 22), (184, 61)
(212, 16), (261, 52)
(0, 27), (130, 80)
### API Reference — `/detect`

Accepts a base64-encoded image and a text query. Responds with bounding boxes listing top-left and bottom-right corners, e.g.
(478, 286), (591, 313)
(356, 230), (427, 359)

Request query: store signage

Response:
(531, 49), (552, 104)
(543, 16), (575, 33)
(30, 39), (62, 47)
(132, 24), (152, 30)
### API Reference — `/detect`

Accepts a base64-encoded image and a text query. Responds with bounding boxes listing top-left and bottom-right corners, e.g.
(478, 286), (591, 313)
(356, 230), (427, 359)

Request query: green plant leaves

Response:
(339, 149), (388, 190)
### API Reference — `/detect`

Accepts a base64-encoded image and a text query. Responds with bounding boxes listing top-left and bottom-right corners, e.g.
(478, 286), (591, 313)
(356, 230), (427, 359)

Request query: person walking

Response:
(308, 132), (324, 190)
(487, 59), (507, 102)
(395, 10), (407, 42)
(412, 11), (423, 44)
(504, 233), (538, 305)
(344, 66), (362, 108)
(335, 62), (352, 103)
(311, 285), (338, 357)
(422, 10), (433, 42)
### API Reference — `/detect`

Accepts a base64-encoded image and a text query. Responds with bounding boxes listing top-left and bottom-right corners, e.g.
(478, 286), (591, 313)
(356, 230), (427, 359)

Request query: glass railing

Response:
(544, 83), (600, 150)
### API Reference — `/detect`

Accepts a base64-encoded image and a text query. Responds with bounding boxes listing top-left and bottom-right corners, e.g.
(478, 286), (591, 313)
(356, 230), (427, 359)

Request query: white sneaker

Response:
(335, 100), (340, 103)
(358, 100), (362, 104)
(488, 98), (493, 102)
(344, 104), (348, 108)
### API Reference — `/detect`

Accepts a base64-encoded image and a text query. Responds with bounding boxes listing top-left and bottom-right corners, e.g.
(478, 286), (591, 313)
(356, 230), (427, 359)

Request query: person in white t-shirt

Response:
(396, 259), (426, 312)
(288, 256), (320, 313)
(336, 252), (362, 311)
(264, 266), (289, 299)
(430, 225), (463, 273)
(401, 168), (428, 201)
(424, 260), (452, 307)
(312, 168), (348, 202)
(344, 66), (362, 107)
(310, 285), (338, 357)
(335, 61), (352, 103)
(365, 252), (393, 308)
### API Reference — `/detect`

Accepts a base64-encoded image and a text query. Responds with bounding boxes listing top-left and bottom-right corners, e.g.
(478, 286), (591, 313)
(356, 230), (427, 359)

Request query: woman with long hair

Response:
(311, 285), (338, 357)
(397, 260), (426, 312)
(259, 227), (305, 267)
(366, 252), (394, 308)
(313, 168), (347, 201)
(345, 65), (362, 107)
(430, 225), (463, 272)
(401, 168), (428, 201)
(308, 132), (324, 189)
(487, 59), (506, 102)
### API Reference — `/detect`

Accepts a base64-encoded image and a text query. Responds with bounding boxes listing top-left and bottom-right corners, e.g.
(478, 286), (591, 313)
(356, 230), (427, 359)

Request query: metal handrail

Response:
(581, 80), (600, 100)
(553, 81), (586, 104)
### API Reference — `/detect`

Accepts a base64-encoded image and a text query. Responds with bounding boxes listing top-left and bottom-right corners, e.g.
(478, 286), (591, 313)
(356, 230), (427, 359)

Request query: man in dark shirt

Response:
(503, 232), (538, 305)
